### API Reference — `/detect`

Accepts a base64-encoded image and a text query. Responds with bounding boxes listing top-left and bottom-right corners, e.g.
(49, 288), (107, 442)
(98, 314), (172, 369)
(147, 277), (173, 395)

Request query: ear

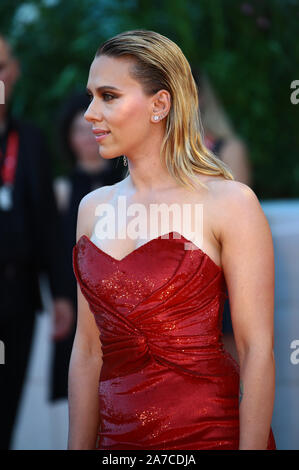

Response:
(150, 89), (171, 123)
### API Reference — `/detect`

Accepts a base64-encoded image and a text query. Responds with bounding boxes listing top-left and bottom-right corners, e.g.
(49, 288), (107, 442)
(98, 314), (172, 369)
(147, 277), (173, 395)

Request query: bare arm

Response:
(67, 196), (103, 450)
(219, 182), (275, 450)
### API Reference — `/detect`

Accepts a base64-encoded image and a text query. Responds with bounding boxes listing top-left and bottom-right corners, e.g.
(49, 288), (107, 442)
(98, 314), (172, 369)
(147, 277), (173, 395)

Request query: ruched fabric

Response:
(73, 231), (276, 450)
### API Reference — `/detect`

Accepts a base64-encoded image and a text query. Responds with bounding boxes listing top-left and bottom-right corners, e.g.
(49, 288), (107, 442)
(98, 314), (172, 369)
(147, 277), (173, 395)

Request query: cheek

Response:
(110, 96), (149, 131)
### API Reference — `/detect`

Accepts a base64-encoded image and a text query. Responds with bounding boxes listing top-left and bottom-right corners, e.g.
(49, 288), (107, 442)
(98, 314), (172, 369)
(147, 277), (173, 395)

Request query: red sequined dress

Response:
(72, 231), (276, 450)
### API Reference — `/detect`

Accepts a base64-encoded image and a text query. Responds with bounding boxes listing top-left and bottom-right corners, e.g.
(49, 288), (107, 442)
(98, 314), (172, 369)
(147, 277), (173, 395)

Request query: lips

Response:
(92, 128), (110, 135)
(92, 128), (111, 142)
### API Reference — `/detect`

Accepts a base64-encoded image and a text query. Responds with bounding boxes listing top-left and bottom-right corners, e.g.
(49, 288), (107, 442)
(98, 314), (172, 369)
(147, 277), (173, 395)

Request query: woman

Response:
(50, 91), (126, 401)
(68, 30), (276, 450)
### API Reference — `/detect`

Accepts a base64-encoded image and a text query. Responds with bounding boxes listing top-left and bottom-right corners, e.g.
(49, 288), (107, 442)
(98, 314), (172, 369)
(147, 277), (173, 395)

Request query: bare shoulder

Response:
(208, 179), (274, 280)
(76, 181), (123, 241)
(206, 178), (266, 240)
(209, 178), (259, 207)
(207, 176), (253, 197)
(206, 181), (275, 357)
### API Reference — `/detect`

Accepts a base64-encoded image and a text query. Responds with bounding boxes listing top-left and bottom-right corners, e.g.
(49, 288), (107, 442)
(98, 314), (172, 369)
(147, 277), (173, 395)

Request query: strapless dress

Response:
(72, 231), (276, 450)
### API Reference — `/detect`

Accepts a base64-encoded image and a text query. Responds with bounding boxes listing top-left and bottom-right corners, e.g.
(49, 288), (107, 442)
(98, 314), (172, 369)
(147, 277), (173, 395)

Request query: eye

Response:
(86, 92), (93, 102)
(102, 93), (115, 102)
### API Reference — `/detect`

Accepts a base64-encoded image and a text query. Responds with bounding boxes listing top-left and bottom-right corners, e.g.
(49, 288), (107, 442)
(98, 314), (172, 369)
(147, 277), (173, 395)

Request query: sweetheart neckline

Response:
(77, 231), (223, 273)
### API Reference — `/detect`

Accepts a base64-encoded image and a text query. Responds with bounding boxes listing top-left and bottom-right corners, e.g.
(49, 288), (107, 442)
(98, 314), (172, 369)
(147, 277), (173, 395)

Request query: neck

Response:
(128, 144), (180, 194)
(125, 154), (180, 195)
(124, 125), (181, 194)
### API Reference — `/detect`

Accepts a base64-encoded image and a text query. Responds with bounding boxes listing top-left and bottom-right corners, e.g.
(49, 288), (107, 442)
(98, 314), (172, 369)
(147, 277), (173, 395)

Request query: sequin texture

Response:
(72, 231), (276, 450)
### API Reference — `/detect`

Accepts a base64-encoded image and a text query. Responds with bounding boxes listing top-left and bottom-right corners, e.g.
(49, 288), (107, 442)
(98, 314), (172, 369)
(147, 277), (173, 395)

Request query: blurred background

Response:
(0, 0), (298, 450)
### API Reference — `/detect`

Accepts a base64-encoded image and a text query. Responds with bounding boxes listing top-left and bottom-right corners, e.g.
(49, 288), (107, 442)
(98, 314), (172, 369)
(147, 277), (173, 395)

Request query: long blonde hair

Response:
(96, 30), (234, 191)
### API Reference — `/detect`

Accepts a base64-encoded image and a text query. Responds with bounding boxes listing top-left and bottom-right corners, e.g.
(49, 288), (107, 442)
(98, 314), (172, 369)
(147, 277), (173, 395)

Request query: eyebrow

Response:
(86, 85), (121, 94)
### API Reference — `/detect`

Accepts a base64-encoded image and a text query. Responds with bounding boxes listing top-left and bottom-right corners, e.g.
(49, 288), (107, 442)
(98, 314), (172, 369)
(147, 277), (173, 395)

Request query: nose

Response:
(84, 100), (103, 124)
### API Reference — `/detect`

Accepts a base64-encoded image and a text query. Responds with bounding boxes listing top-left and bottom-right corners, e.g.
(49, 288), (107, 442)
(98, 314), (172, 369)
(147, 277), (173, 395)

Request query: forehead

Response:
(87, 55), (141, 90)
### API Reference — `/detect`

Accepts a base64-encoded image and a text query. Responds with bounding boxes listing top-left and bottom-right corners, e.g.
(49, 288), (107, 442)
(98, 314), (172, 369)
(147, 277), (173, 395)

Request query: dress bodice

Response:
(72, 231), (232, 381)
(72, 231), (277, 450)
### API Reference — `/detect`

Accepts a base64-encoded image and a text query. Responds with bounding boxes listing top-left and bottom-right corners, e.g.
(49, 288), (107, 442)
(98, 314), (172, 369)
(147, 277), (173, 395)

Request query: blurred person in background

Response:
(193, 68), (252, 186)
(49, 91), (126, 402)
(0, 34), (73, 449)
(193, 68), (253, 364)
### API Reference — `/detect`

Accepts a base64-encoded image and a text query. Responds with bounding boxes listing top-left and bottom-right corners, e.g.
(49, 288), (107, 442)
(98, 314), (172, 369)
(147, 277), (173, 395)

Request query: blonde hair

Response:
(96, 30), (234, 191)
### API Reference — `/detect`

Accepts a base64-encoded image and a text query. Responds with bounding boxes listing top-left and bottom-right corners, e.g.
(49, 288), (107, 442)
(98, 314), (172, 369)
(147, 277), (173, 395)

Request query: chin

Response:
(99, 148), (123, 160)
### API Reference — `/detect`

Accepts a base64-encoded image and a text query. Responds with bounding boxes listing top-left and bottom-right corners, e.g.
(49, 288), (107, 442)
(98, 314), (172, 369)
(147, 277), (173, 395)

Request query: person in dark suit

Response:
(0, 34), (74, 449)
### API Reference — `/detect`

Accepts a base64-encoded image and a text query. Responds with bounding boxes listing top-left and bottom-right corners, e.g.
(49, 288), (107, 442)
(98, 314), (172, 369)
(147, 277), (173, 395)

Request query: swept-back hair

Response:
(96, 30), (234, 191)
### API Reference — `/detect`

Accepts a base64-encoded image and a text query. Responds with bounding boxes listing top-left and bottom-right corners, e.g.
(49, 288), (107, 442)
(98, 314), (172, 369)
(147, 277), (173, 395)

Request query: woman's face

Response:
(69, 111), (100, 162)
(84, 55), (154, 160)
